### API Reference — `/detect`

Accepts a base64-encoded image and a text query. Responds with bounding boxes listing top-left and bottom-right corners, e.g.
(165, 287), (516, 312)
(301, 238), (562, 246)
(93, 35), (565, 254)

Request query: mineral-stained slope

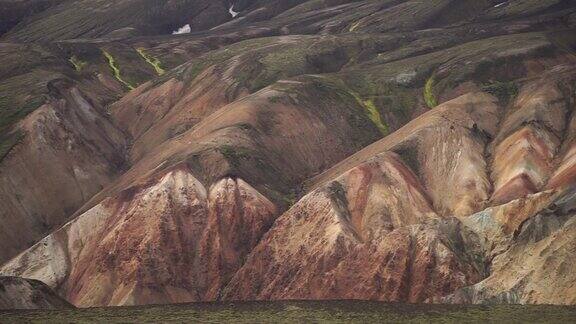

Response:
(490, 80), (569, 204)
(222, 152), (485, 302)
(0, 276), (72, 310)
(222, 59), (576, 302)
(0, 26), (260, 264)
(1, 168), (276, 307)
(1, 0), (576, 309)
(220, 91), (503, 301)
(0, 83), (128, 263)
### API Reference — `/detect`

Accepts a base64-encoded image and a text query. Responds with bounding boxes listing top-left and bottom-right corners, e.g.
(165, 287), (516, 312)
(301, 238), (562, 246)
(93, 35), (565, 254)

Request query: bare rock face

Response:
(0, 276), (72, 310)
(443, 189), (576, 305)
(490, 81), (569, 205)
(5, 79), (576, 306)
(1, 168), (276, 307)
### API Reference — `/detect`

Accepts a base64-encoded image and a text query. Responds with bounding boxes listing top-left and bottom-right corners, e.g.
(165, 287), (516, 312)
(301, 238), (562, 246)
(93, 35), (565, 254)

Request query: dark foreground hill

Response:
(0, 277), (72, 310)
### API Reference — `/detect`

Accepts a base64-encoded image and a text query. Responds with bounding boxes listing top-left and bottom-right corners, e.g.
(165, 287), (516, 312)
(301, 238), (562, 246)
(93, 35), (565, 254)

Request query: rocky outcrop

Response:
(309, 91), (500, 218)
(443, 189), (576, 305)
(0, 276), (72, 310)
(223, 92), (496, 301)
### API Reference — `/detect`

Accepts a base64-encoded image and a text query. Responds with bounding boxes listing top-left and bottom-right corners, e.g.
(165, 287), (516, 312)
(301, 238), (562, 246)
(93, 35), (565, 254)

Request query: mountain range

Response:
(0, 0), (576, 308)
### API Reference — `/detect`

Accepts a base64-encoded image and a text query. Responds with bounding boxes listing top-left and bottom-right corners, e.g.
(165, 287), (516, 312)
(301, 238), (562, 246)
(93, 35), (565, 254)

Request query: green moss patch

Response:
(350, 92), (389, 135)
(68, 56), (87, 72)
(136, 48), (165, 76)
(424, 76), (438, 108)
(481, 81), (518, 104)
(349, 20), (362, 32)
(102, 50), (135, 90)
(218, 145), (252, 168)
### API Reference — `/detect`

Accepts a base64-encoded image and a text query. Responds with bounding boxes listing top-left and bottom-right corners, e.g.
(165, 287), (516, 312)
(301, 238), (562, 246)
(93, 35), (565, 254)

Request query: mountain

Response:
(0, 0), (575, 307)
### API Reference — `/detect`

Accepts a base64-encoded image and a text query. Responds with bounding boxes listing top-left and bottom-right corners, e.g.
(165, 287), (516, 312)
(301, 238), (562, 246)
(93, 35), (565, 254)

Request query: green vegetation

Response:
(176, 35), (362, 92)
(394, 145), (420, 175)
(268, 95), (284, 104)
(68, 56), (87, 72)
(306, 75), (391, 137)
(482, 81), (519, 104)
(282, 191), (298, 207)
(350, 92), (389, 135)
(102, 50), (135, 90)
(2, 300), (575, 323)
(182, 63), (207, 83)
(237, 43), (313, 91)
(349, 20), (362, 32)
(424, 76), (438, 108)
(218, 145), (252, 168)
(136, 48), (165, 76)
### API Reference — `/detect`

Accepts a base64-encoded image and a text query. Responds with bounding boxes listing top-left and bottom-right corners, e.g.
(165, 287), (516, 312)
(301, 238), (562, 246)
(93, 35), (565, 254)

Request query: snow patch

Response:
(73, 165), (90, 180)
(229, 5), (239, 18)
(172, 24), (191, 35)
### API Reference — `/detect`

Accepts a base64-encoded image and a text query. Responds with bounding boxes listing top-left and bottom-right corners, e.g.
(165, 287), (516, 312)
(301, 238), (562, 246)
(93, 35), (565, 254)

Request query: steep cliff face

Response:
(1, 0), (576, 309)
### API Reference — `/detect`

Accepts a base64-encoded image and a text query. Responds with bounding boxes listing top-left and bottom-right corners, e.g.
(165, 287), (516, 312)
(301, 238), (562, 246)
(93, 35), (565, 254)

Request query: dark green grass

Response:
(1, 300), (575, 323)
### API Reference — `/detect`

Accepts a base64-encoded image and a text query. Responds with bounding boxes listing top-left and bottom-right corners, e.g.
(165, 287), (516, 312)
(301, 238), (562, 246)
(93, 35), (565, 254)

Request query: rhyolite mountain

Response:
(0, 0), (576, 308)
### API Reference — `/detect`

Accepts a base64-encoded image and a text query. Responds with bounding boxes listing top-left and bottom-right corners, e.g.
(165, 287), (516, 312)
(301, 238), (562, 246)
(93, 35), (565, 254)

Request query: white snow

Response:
(229, 5), (239, 18)
(172, 24), (191, 35)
